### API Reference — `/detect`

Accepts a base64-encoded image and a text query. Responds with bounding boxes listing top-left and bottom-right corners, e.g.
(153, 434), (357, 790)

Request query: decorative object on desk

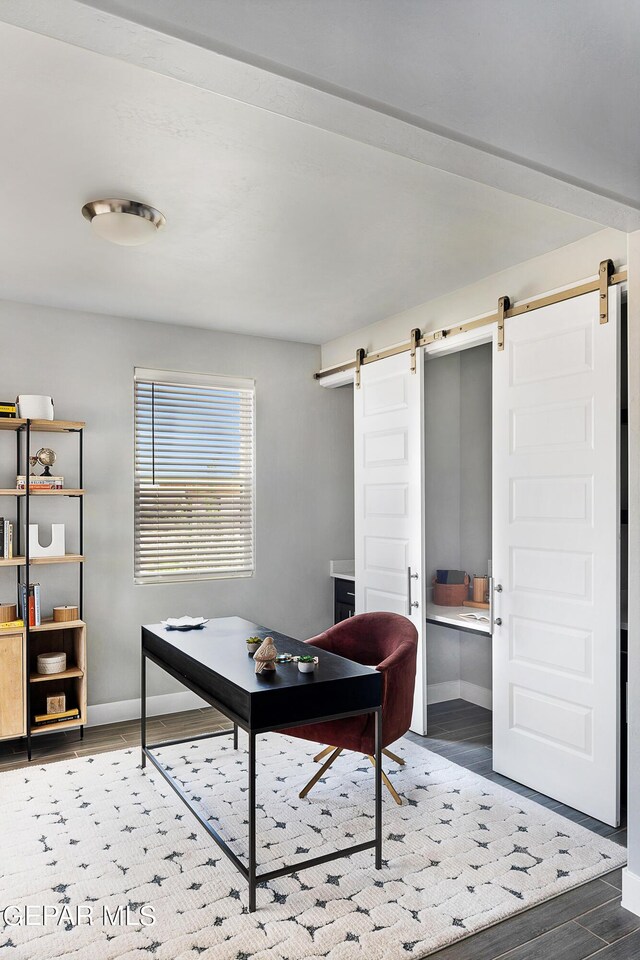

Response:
(53, 605), (79, 623)
(46, 693), (66, 715)
(29, 523), (65, 558)
(0, 602), (17, 622)
(37, 651), (67, 675)
(161, 616), (208, 631)
(35, 447), (56, 477)
(432, 572), (470, 606)
(472, 575), (489, 603)
(275, 652), (294, 663)
(297, 654), (318, 674)
(253, 636), (277, 673)
(0, 400), (16, 419)
(246, 636), (262, 654)
(16, 395), (54, 420)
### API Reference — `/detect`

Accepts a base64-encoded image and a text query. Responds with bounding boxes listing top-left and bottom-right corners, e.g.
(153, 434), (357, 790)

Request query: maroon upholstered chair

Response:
(284, 612), (418, 805)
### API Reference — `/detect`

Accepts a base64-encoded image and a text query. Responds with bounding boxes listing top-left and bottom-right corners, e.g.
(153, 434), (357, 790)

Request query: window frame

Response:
(133, 366), (256, 585)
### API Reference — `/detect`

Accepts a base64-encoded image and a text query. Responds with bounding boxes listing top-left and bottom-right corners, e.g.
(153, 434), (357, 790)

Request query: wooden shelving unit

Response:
(0, 417), (86, 758)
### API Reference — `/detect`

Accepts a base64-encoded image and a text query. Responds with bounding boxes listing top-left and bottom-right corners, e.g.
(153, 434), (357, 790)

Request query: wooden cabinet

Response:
(0, 631), (25, 739)
(334, 577), (355, 623)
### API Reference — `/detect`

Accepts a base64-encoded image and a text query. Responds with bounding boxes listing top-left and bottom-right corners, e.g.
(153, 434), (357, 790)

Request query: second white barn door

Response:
(492, 287), (620, 825)
(354, 351), (427, 734)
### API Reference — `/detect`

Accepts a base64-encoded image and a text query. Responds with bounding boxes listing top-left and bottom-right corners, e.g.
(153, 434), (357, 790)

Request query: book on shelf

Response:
(33, 708), (80, 725)
(19, 582), (41, 627)
(3, 519), (13, 559)
(0, 401), (16, 418)
(0, 618), (24, 629)
(0, 518), (13, 559)
(16, 475), (64, 490)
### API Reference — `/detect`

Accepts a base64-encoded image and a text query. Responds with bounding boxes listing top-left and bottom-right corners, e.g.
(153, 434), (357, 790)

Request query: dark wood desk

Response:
(141, 616), (383, 911)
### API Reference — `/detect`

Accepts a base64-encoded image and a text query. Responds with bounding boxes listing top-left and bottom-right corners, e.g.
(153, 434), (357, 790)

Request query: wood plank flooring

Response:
(0, 698), (632, 959)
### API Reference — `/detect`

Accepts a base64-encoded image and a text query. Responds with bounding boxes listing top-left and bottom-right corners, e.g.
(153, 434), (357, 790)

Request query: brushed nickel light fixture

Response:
(81, 198), (166, 246)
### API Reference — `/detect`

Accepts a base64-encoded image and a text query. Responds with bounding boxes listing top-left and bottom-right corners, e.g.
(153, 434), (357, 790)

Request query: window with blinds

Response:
(134, 368), (255, 583)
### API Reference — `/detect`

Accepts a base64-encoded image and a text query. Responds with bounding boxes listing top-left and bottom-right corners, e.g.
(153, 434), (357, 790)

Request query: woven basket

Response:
(432, 575), (470, 606)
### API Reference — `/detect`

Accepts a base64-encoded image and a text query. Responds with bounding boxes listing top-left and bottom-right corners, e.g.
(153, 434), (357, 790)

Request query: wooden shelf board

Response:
(31, 715), (84, 734)
(31, 489), (84, 497)
(30, 666), (84, 683)
(0, 555), (84, 565)
(0, 419), (84, 433)
(0, 489), (84, 496)
(30, 618), (85, 633)
(30, 555), (84, 565)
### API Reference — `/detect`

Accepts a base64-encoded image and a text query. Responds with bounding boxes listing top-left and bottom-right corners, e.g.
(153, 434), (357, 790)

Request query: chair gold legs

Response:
(299, 747), (342, 799)
(367, 756), (403, 805)
(303, 743), (404, 804)
(383, 747), (405, 766)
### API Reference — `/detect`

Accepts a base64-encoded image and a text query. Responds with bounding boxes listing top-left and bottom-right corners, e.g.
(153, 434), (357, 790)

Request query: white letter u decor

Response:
(28, 523), (65, 558)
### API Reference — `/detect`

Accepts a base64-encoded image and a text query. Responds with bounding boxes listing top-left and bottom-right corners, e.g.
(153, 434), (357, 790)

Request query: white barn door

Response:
(492, 287), (620, 825)
(355, 351), (427, 734)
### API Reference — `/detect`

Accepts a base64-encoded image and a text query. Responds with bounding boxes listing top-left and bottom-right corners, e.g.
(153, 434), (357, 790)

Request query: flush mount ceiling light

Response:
(81, 199), (166, 246)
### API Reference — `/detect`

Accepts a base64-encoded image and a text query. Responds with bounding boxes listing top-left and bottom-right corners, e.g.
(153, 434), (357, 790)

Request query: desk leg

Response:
(374, 708), (382, 869)
(141, 650), (147, 770)
(233, 723), (238, 750)
(248, 731), (257, 912)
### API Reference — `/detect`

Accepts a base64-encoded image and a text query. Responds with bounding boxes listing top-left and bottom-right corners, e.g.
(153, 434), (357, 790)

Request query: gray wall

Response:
(425, 343), (492, 697)
(0, 300), (354, 709)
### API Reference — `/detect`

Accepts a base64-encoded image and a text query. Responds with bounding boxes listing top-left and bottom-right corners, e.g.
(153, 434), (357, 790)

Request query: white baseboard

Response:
(622, 868), (640, 918)
(427, 679), (492, 709)
(427, 680), (461, 704)
(87, 690), (208, 727)
(460, 680), (493, 710)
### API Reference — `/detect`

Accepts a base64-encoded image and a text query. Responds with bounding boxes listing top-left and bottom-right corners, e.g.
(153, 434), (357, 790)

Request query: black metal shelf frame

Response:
(16, 420), (84, 760)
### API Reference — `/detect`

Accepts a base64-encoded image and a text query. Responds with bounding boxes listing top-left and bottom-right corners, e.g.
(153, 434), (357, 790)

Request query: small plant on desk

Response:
(297, 655), (318, 674)
(246, 636), (262, 655)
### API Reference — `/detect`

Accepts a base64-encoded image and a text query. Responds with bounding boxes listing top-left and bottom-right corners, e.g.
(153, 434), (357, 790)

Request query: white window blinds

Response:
(134, 368), (255, 583)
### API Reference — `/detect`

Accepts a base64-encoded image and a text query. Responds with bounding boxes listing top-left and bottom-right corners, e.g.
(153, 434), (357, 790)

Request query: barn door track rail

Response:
(315, 259), (626, 384)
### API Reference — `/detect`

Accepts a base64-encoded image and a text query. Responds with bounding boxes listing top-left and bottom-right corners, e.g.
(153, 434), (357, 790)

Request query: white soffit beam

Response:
(3, 0), (640, 233)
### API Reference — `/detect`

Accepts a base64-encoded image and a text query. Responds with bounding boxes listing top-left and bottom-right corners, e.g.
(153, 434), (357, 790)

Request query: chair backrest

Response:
(308, 612), (418, 743)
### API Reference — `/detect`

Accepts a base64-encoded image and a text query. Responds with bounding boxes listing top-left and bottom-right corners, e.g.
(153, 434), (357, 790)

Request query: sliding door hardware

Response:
(496, 295), (510, 352)
(410, 327), (421, 374)
(599, 259), (613, 324)
(354, 347), (366, 389)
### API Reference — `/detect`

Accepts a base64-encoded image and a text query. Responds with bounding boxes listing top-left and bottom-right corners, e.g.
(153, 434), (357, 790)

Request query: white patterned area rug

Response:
(0, 734), (625, 960)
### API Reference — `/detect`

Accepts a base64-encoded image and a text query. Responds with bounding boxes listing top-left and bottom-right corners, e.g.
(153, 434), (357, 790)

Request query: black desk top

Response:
(142, 616), (382, 732)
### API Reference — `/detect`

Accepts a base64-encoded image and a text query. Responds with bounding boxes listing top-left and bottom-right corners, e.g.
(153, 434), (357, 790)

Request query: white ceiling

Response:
(79, 0), (640, 210)
(0, 18), (601, 343)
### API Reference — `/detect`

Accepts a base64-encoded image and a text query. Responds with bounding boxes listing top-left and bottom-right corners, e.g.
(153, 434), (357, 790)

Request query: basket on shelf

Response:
(432, 574), (470, 606)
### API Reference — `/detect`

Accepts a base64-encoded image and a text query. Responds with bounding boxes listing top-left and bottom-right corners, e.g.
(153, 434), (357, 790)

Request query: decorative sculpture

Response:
(29, 523), (66, 558)
(253, 636), (277, 673)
